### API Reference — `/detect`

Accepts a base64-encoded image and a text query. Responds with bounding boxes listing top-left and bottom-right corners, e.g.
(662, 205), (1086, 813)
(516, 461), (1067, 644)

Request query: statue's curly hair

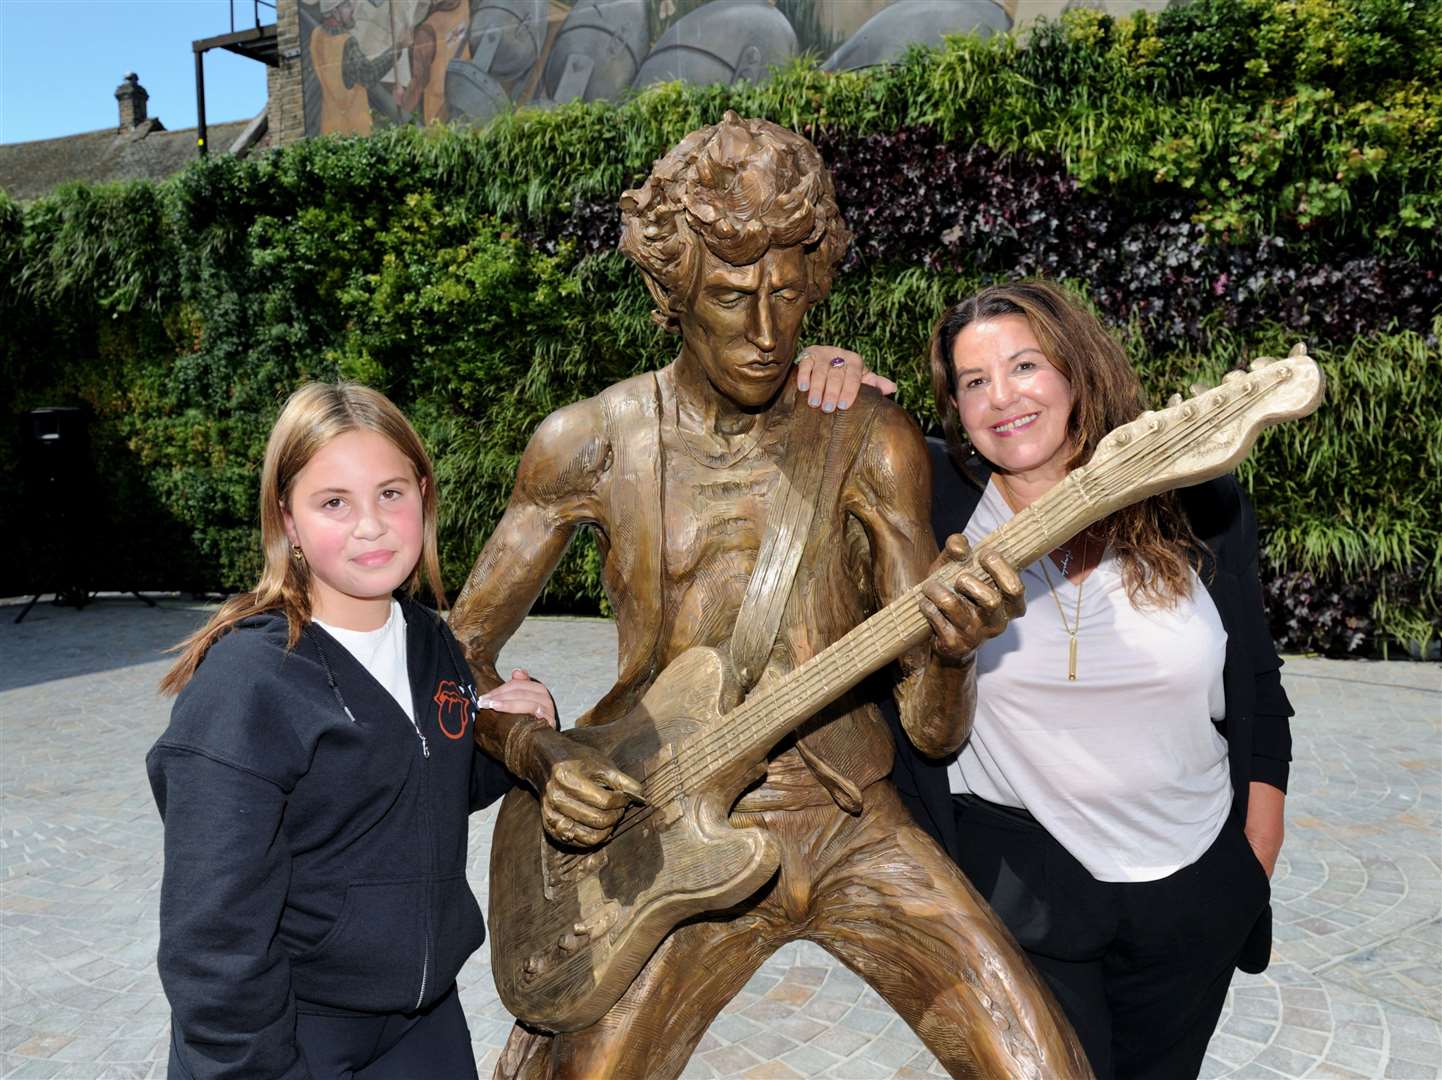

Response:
(619, 111), (852, 331)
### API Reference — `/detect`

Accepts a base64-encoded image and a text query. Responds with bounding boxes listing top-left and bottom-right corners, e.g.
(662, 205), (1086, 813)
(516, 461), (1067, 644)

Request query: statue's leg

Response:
(495, 907), (782, 1080)
(804, 783), (1093, 1080)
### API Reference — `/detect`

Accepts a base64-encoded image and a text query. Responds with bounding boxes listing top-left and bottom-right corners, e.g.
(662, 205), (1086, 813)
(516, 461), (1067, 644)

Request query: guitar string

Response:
(554, 370), (1282, 867)
(648, 374), (1286, 796)
(548, 373), (1291, 868)
(549, 374), (1287, 869)
(659, 375), (1281, 792)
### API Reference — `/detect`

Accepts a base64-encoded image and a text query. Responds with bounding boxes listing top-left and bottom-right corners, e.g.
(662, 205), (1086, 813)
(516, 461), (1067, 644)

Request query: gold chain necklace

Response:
(993, 472), (1088, 680)
(1038, 535), (1088, 682)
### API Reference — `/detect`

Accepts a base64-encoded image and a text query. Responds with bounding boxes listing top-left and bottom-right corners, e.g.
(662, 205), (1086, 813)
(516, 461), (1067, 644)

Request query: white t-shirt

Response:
(949, 480), (1233, 882)
(313, 599), (413, 722)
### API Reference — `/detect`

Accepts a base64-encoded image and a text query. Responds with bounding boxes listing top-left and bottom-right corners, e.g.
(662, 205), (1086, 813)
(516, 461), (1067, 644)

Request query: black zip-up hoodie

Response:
(147, 597), (512, 1079)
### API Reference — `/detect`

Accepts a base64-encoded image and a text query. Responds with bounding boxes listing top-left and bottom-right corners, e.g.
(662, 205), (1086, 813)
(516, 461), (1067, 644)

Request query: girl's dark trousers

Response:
(168, 982), (478, 1079)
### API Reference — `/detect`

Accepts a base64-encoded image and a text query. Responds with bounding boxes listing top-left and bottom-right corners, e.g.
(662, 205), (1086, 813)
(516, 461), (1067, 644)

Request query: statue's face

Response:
(678, 243), (811, 408)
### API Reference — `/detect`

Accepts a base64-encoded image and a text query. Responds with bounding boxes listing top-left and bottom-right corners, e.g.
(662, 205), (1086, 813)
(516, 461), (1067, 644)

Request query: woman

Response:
(797, 280), (1292, 1080)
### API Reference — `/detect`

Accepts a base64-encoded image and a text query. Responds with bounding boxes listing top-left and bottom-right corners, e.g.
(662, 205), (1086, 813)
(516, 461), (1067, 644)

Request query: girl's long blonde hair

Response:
(160, 382), (446, 695)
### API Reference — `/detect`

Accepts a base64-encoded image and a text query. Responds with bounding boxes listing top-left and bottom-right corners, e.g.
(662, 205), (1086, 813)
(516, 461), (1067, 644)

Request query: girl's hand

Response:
(482, 670), (645, 847)
(795, 345), (897, 412)
(477, 668), (558, 729)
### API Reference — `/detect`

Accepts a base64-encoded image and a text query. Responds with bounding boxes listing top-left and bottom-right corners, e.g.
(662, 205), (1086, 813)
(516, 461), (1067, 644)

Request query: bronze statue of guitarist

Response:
(451, 112), (1090, 1080)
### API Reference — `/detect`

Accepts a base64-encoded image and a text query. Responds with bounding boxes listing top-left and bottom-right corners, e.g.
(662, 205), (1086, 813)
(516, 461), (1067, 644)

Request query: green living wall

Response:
(2, 0), (1438, 655)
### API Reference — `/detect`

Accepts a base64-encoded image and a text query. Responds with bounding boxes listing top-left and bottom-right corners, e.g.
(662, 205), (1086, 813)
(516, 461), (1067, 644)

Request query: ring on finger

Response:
(830, 355), (847, 367)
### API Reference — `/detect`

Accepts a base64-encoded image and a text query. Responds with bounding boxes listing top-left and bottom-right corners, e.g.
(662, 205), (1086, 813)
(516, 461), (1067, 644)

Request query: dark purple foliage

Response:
(816, 128), (1440, 350)
(541, 126), (1440, 351)
(1262, 567), (1375, 657)
(547, 194), (625, 257)
(1261, 562), (1439, 658)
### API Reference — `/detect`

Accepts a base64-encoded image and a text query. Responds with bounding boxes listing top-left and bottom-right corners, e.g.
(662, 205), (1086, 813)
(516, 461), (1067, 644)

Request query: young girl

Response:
(149, 382), (551, 1079)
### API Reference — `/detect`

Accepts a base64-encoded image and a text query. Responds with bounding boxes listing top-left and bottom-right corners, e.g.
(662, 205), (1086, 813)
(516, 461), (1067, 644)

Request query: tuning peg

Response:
(1168, 393), (1183, 407)
(1249, 357), (1270, 371)
(1288, 342), (1308, 357)
(1223, 370), (1245, 382)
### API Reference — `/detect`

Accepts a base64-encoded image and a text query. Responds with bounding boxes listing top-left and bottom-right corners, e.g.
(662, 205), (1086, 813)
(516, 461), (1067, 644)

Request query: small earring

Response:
(291, 546), (305, 564)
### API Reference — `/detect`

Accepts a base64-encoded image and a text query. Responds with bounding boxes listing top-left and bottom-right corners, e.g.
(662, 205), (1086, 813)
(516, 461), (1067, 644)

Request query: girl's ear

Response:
(281, 502), (298, 547)
(419, 475), (428, 498)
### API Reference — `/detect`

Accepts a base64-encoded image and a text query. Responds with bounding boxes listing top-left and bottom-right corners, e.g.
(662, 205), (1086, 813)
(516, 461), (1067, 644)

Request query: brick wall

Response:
(266, 0), (306, 147)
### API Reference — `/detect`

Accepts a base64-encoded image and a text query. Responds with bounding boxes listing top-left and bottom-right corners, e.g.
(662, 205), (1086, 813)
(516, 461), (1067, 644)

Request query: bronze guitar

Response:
(489, 347), (1325, 1032)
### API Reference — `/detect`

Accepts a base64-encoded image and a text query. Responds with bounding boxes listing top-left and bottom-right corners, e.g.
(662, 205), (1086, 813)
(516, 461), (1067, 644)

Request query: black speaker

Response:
(25, 406), (89, 479)
(14, 407), (93, 621)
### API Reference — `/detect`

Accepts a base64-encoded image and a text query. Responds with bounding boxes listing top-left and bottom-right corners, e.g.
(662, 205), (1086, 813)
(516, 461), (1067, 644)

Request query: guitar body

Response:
(489, 647), (780, 1033)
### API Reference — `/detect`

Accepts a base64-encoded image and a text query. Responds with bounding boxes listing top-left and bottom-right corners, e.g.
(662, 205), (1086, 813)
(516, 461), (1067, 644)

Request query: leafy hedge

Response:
(2, 0), (1438, 654)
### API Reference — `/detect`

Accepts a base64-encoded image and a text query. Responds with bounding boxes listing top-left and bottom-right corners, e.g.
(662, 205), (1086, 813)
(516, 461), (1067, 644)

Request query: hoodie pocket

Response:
(289, 878), (427, 1013)
(426, 872), (486, 1003)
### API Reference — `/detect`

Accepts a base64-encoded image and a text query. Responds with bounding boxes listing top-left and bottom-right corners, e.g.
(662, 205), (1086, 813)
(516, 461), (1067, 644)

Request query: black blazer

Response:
(888, 439), (1294, 972)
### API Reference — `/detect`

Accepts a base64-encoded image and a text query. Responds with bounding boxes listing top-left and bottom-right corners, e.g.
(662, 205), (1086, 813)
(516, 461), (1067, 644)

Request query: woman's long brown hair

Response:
(930, 280), (1201, 608)
(160, 382), (447, 695)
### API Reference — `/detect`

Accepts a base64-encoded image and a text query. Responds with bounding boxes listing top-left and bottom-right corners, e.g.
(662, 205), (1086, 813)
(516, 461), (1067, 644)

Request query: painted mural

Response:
(299, 0), (1173, 137)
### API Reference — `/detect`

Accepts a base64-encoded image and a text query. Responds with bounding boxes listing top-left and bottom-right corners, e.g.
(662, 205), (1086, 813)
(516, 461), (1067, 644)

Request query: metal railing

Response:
(229, 0), (277, 34)
(195, 0), (279, 157)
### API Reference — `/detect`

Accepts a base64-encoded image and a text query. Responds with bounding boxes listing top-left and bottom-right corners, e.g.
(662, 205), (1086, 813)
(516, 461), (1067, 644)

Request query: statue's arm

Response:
(846, 404), (972, 758)
(449, 401), (605, 687)
(448, 403), (643, 843)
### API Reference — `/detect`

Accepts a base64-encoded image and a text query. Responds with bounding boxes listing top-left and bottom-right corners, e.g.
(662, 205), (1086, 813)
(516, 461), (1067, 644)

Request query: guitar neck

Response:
(667, 349), (1324, 802)
(706, 468), (1104, 776)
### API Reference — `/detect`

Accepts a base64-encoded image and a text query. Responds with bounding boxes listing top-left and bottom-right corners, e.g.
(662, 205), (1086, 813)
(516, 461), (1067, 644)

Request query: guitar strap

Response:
(728, 394), (836, 693)
(730, 391), (882, 815)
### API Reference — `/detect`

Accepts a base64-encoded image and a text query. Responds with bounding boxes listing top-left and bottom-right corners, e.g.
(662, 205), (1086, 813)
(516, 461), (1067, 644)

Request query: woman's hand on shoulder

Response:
(795, 345), (897, 413)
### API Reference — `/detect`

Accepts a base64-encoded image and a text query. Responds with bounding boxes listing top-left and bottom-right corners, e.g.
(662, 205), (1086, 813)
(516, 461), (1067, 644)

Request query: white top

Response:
(948, 480), (1232, 882)
(314, 599), (414, 722)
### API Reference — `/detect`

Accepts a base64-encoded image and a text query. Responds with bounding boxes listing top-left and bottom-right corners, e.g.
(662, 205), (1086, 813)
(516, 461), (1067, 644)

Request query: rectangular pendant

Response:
(1067, 635), (1078, 681)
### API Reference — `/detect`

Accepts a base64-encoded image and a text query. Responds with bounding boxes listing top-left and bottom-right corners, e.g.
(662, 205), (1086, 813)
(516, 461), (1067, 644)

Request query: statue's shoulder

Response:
(595, 370), (665, 424)
(864, 386), (920, 428)
(853, 386), (926, 455)
(519, 370), (664, 502)
(842, 387), (930, 500)
(534, 371), (662, 438)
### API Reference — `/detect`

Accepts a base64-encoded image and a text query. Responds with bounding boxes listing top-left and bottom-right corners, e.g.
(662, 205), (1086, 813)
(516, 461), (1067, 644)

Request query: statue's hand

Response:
(919, 535), (1027, 665)
(795, 345), (897, 412)
(512, 725), (647, 848)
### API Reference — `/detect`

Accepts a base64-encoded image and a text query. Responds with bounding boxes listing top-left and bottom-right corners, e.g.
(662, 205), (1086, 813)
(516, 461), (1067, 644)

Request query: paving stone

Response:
(1257, 1044), (1324, 1075)
(2, 601), (1438, 1078)
(1274, 1027), (1328, 1055)
(711, 1014), (766, 1045)
(1383, 1059), (1442, 1079)
(1307, 1064), (1373, 1080)
(821, 1057), (892, 1079)
(780, 1045), (844, 1075)
(859, 1037), (919, 1068)
(703, 1044), (766, 1075)
(774, 1015), (829, 1044)
(680, 1059), (720, 1080)
(741, 1062), (804, 1079)
(743, 1031), (801, 1061)
(1199, 1054), (1230, 1079)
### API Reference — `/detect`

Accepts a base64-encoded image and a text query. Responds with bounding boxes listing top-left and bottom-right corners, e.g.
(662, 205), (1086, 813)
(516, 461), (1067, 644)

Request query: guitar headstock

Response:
(1083, 343), (1325, 497)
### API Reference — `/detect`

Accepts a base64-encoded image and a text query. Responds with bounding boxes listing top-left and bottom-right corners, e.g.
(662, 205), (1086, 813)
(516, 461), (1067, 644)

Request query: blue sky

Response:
(1, 1), (271, 144)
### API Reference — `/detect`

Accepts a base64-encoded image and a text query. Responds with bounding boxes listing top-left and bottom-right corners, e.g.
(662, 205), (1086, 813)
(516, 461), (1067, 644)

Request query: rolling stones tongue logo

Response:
(432, 680), (472, 740)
